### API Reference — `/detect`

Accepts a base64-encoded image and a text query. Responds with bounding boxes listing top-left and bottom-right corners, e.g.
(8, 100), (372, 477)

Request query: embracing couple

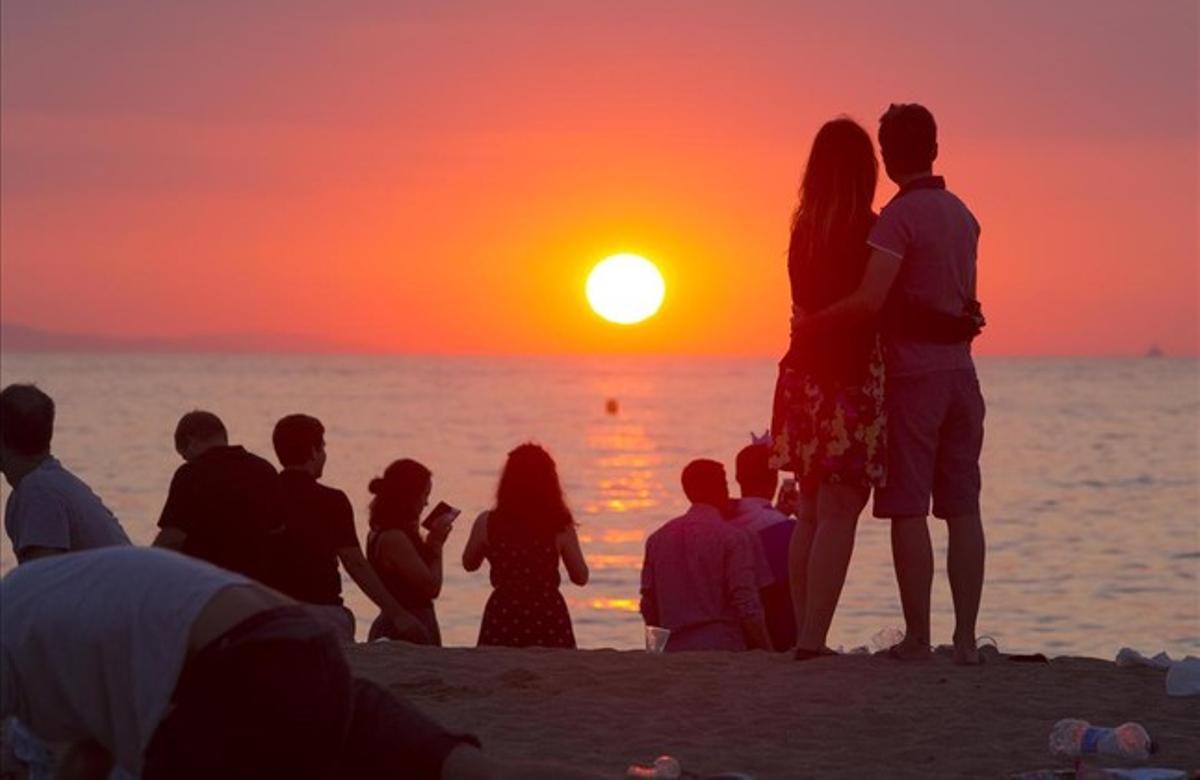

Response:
(771, 104), (987, 665)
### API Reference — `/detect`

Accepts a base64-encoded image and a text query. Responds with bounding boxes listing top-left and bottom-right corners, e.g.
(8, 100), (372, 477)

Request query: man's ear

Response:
(930, 142), (939, 164)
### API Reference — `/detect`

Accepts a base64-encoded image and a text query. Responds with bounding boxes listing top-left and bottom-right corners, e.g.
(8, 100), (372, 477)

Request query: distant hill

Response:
(0, 322), (356, 354)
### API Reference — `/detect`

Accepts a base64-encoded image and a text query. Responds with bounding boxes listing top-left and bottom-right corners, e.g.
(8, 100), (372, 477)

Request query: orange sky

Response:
(1, 2), (1196, 356)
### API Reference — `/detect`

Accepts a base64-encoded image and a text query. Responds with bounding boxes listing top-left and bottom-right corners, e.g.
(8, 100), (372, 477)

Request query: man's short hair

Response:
(681, 459), (727, 505)
(0, 384), (55, 456)
(879, 103), (938, 177)
(735, 444), (776, 488)
(273, 414), (325, 468)
(173, 411), (227, 452)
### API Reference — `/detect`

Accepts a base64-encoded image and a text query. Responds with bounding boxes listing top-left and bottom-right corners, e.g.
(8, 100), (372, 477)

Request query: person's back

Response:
(0, 384), (130, 562)
(157, 433), (280, 581)
(273, 469), (356, 604)
(474, 511), (577, 648)
(0, 547), (251, 774)
(642, 504), (763, 651)
(871, 182), (979, 378)
(5, 457), (131, 560)
(756, 518), (797, 650)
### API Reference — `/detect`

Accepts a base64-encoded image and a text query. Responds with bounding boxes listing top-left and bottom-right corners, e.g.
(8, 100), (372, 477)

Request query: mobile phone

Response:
(421, 501), (461, 530)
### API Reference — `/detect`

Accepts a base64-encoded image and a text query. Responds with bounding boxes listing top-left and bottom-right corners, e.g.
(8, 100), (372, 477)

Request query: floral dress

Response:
(477, 522), (576, 649)
(770, 335), (888, 493)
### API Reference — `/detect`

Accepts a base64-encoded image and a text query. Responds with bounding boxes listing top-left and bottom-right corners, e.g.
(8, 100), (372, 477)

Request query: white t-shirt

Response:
(3, 457), (130, 558)
(0, 547), (249, 773)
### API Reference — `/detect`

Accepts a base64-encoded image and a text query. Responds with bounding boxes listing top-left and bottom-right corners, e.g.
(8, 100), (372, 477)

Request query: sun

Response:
(586, 254), (666, 325)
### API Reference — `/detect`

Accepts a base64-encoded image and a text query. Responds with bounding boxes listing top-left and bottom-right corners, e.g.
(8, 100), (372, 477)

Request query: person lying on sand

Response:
(0, 547), (599, 779)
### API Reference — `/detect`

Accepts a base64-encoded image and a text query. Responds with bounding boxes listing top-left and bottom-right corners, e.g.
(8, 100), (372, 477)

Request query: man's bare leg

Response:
(889, 515), (933, 659)
(945, 513), (985, 665)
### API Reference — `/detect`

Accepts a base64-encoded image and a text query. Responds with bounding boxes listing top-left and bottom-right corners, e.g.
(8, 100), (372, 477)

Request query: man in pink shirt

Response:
(640, 459), (773, 652)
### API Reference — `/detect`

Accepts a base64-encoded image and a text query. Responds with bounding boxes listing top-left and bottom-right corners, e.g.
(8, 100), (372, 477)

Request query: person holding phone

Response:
(364, 459), (456, 645)
(463, 443), (588, 648)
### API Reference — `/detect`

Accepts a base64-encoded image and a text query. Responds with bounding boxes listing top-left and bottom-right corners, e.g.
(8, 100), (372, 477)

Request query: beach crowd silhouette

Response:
(1, 103), (985, 778)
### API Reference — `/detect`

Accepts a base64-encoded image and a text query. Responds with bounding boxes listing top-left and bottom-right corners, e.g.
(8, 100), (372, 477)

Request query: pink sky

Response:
(1, 1), (1196, 355)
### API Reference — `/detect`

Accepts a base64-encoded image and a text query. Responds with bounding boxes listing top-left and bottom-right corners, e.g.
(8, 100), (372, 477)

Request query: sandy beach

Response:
(349, 643), (1199, 778)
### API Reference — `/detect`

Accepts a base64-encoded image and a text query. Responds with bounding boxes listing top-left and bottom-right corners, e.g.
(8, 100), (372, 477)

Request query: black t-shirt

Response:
(157, 445), (280, 582)
(273, 470), (360, 605)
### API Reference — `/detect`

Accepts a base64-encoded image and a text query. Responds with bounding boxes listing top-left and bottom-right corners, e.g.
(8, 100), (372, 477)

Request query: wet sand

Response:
(348, 643), (1200, 778)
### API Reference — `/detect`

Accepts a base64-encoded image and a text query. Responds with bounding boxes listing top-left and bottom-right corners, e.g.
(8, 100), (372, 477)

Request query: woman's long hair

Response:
(368, 458), (432, 533)
(491, 443), (573, 539)
(790, 118), (878, 270)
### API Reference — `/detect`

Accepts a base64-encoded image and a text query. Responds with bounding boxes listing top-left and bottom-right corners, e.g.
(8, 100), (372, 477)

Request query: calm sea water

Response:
(0, 353), (1196, 658)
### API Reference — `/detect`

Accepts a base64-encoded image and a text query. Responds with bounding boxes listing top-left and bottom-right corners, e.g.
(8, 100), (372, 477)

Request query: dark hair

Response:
(878, 103), (937, 179)
(272, 414), (324, 468)
(735, 444), (777, 497)
(368, 459), (432, 532)
(492, 443), (573, 538)
(681, 458), (728, 506)
(790, 117), (877, 258)
(174, 410), (227, 451)
(0, 384), (55, 456)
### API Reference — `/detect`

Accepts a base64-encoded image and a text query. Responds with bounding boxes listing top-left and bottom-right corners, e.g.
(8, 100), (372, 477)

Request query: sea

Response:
(0, 353), (1196, 659)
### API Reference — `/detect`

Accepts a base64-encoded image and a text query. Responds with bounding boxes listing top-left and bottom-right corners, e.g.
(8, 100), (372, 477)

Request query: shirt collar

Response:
(685, 503), (725, 523)
(891, 174), (946, 203)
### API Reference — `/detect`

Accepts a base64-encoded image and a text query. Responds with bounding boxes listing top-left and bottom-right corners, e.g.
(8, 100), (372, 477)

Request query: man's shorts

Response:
(873, 368), (985, 519)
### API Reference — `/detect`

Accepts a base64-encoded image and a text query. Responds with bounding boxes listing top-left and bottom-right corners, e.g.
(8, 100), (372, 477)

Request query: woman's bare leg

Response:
(795, 482), (868, 652)
(787, 492), (818, 648)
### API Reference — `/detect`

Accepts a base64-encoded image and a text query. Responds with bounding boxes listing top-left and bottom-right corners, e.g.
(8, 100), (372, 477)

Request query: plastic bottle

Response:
(1048, 719), (1153, 760)
(626, 755), (682, 778)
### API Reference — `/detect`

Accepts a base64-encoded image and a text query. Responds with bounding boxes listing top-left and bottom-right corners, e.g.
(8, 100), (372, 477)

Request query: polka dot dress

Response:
(477, 535), (576, 649)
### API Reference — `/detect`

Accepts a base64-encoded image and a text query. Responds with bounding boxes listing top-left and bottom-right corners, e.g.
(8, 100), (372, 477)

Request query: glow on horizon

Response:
(0, 2), (1195, 356)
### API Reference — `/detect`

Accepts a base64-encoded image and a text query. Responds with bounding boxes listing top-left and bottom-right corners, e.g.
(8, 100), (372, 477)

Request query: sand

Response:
(348, 643), (1200, 778)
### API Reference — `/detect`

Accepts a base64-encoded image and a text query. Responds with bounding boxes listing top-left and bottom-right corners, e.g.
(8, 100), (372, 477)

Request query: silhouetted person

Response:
(0, 547), (602, 779)
(270, 414), (427, 643)
(364, 459), (456, 645)
(730, 443), (797, 652)
(640, 459), (773, 652)
(0, 383), (130, 563)
(770, 118), (887, 660)
(463, 443), (588, 648)
(152, 411), (281, 584)
(795, 104), (986, 664)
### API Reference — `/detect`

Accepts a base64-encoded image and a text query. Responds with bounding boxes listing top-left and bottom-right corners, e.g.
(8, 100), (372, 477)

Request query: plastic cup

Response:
(645, 626), (671, 653)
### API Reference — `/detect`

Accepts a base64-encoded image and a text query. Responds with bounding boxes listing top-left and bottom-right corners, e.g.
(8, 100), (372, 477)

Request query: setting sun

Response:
(585, 254), (666, 325)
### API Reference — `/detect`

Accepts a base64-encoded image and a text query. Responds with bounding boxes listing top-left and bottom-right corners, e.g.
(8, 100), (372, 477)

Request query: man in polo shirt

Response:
(0, 384), (130, 563)
(152, 410), (282, 585)
(270, 413), (427, 643)
(795, 104), (986, 664)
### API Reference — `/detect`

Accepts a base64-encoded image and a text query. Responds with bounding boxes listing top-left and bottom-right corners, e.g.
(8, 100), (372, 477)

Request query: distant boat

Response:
(1145, 345), (1165, 358)
(605, 398), (619, 415)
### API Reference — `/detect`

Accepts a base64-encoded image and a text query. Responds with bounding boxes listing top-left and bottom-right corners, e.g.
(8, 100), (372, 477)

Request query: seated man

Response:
(152, 411), (281, 584)
(0, 384), (130, 563)
(730, 443), (798, 652)
(640, 459), (772, 652)
(271, 413), (428, 643)
(0, 547), (599, 779)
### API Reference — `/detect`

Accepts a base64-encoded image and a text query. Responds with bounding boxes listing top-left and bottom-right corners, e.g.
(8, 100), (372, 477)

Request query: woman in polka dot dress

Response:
(463, 443), (589, 648)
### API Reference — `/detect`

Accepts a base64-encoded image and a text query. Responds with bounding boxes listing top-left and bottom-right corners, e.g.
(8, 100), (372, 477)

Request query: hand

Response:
(775, 479), (801, 517)
(426, 515), (455, 547)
